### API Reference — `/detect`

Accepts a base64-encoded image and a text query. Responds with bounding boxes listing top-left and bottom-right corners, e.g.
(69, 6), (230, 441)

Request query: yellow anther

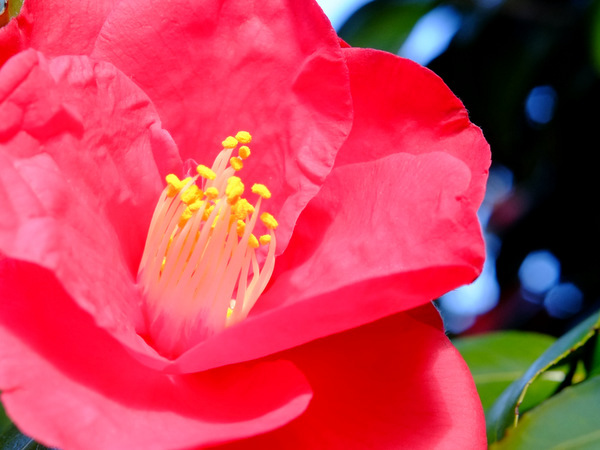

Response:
(229, 157), (244, 171)
(259, 235), (271, 245)
(189, 199), (204, 212)
(236, 219), (246, 237)
(202, 204), (215, 221)
(238, 145), (251, 160)
(248, 234), (259, 249)
(251, 183), (271, 199)
(235, 131), (252, 144)
(260, 212), (278, 230)
(181, 184), (201, 204)
(197, 165), (216, 180)
(205, 187), (219, 200)
(225, 176), (244, 205)
(222, 136), (238, 149)
(231, 198), (255, 221)
(179, 207), (194, 228)
(166, 174), (181, 185)
(166, 174), (184, 197)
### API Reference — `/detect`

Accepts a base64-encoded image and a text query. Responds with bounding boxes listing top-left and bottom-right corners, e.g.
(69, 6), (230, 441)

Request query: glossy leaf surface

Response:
(453, 331), (557, 411)
(486, 310), (600, 443)
(492, 376), (600, 449)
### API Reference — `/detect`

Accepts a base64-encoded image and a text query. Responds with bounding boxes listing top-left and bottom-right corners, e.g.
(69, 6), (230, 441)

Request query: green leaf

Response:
(584, 334), (600, 379)
(0, 403), (10, 435)
(486, 310), (600, 444)
(591, 0), (600, 75)
(338, 0), (439, 54)
(0, 0), (23, 27)
(0, 406), (52, 450)
(0, 425), (49, 450)
(453, 331), (557, 411)
(9, 0), (24, 18)
(492, 375), (600, 449)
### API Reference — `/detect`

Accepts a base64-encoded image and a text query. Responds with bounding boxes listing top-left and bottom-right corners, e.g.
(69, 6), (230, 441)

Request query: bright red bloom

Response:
(0, 1), (490, 449)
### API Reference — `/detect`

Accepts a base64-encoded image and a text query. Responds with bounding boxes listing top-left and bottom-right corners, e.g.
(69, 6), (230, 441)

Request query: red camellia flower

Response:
(0, 0), (490, 448)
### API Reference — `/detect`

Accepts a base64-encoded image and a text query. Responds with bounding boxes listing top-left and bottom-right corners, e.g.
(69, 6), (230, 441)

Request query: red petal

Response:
(219, 304), (486, 449)
(163, 47), (489, 373)
(0, 0), (119, 66)
(249, 49), (489, 355)
(337, 47), (490, 208)
(91, 0), (354, 253)
(0, 19), (23, 67)
(269, 150), (485, 304)
(0, 260), (311, 449)
(0, 50), (181, 362)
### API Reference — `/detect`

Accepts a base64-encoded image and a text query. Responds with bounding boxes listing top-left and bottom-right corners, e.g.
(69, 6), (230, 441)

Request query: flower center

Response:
(137, 132), (277, 358)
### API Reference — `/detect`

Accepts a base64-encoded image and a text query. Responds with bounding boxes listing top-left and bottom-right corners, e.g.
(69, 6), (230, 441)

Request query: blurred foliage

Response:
(0, 425), (50, 450)
(0, 0), (23, 27)
(0, 405), (9, 435)
(339, 0), (439, 52)
(8, 0), (23, 18)
(430, 1), (600, 332)
(592, 1), (600, 73)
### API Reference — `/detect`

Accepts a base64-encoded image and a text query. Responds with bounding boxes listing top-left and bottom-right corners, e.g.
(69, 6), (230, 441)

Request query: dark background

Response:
(333, 0), (600, 337)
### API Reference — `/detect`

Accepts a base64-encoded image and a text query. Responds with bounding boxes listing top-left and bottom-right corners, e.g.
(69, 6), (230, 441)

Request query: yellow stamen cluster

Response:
(137, 131), (278, 358)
